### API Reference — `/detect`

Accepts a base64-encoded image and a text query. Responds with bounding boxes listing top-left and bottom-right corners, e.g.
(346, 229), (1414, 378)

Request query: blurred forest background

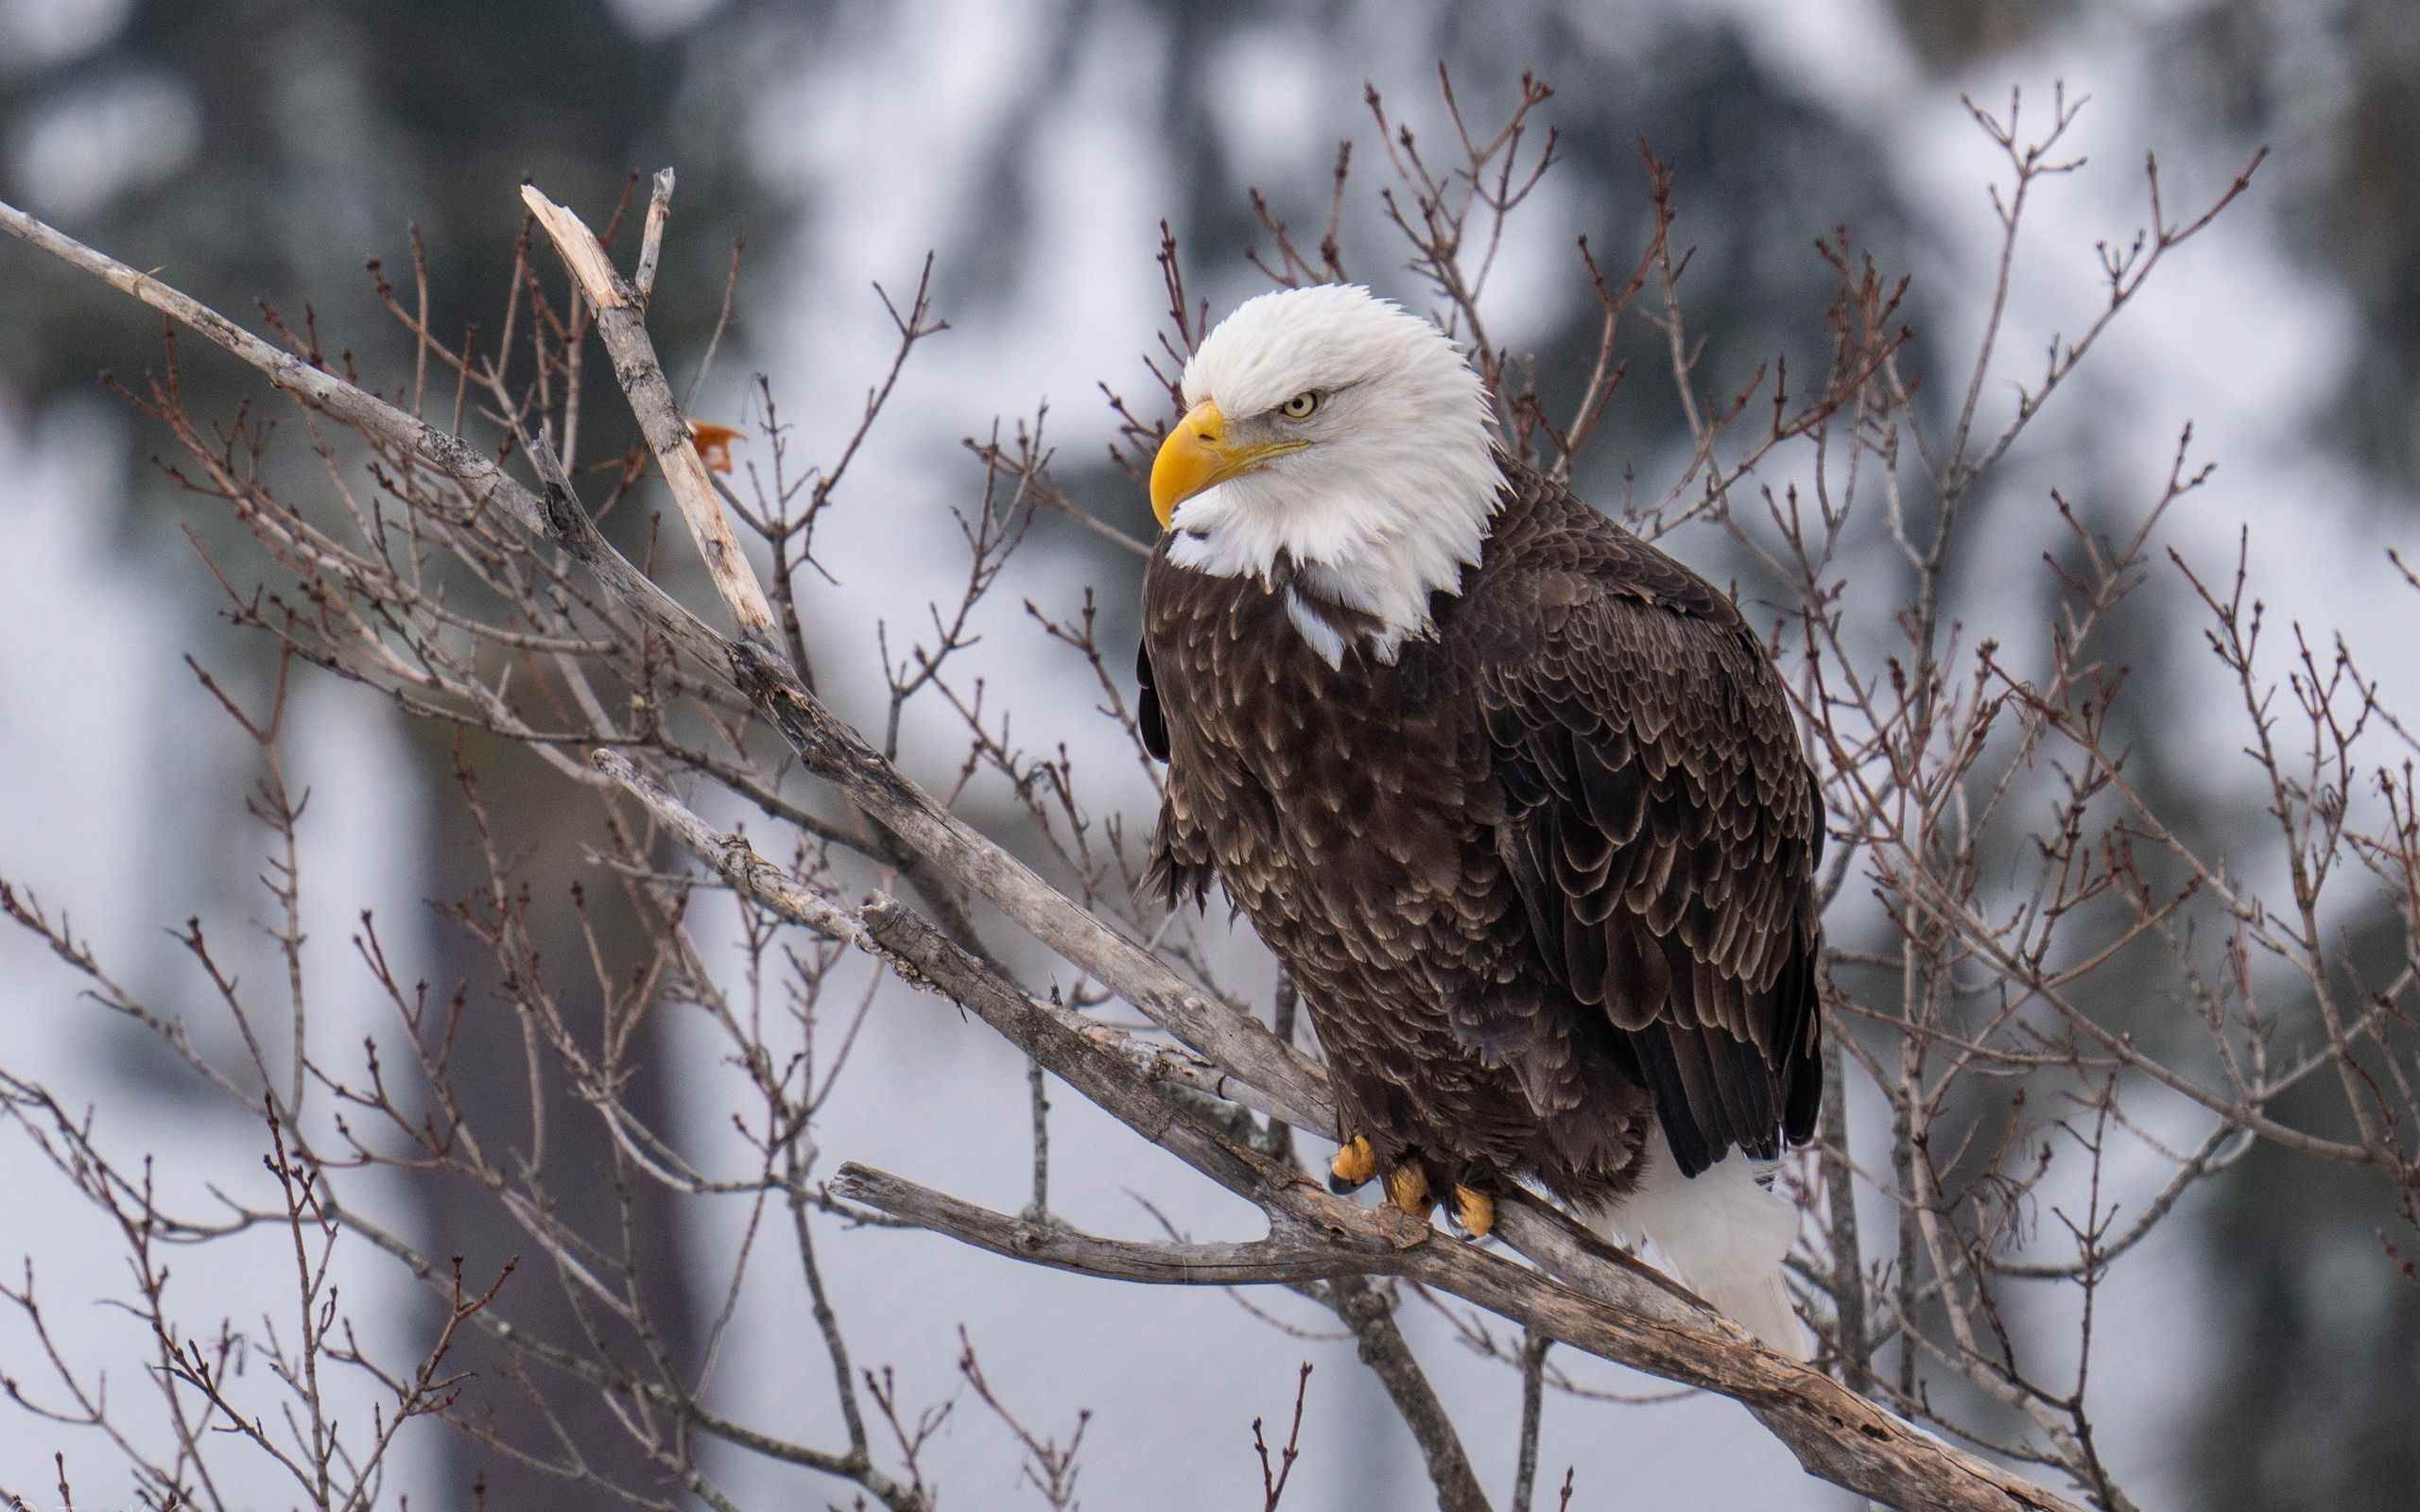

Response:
(3, 1), (2415, 1508)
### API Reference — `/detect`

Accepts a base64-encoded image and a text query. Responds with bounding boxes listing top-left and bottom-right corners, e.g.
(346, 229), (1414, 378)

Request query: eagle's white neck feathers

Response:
(1164, 285), (1503, 666)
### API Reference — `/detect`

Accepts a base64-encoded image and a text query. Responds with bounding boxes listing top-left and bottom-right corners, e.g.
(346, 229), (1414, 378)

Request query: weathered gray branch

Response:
(521, 182), (781, 646)
(851, 898), (2085, 1512)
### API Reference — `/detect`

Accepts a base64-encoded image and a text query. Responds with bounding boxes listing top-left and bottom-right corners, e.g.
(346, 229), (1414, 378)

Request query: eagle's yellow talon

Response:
(1328, 1135), (1377, 1194)
(1385, 1163), (1431, 1217)
(1450, 1184), (1495, 1240)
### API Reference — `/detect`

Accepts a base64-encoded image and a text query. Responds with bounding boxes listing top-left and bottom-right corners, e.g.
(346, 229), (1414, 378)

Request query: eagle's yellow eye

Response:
(1279, 390), (1322, 420)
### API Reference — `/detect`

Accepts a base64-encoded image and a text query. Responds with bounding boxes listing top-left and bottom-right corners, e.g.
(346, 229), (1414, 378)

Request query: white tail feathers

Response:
(1588, 1139), (1809, 1360)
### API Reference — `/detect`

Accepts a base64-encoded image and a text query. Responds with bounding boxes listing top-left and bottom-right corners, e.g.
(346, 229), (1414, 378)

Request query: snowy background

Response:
(5, 1), (2416, 1507)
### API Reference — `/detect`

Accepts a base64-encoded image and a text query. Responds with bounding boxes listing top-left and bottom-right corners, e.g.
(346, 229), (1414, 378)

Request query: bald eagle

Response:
(1137, 285), (1824, 1353)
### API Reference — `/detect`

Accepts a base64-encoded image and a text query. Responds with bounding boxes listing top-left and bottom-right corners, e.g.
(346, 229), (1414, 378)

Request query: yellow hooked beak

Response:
(1148, 400), (1310, 529)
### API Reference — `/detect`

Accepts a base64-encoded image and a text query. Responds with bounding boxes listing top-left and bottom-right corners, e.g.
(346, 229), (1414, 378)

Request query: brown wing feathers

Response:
(1480, 503), (1822, 1178)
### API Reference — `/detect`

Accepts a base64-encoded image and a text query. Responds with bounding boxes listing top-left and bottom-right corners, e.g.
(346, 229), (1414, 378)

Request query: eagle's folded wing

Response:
(1473, 537), (1824, 1176)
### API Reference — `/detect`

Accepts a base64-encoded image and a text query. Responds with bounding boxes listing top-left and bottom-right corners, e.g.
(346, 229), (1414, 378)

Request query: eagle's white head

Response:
(1149, 284), (1504, 666)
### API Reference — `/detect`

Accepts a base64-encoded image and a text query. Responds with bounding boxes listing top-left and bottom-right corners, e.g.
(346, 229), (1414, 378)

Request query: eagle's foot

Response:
(1448, 1184), (1495, 1240)
(1384, 1162), (1431, 1218)
(1327, 1135), (1378, 1194)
